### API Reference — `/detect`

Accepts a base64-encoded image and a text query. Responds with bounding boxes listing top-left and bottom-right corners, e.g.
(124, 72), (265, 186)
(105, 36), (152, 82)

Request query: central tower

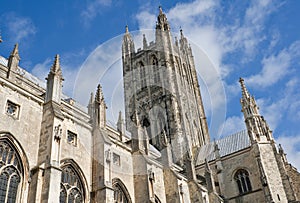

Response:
(122, 7), (210, 166)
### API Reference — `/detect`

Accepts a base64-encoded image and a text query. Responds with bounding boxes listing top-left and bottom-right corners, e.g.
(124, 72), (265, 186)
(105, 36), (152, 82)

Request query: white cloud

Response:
(81, 0), (112, 26)
(276, 135), (300, 170)
(2, 12), (36, 43)
(220, 115), (245, 139)
(246, 41), (300, 88)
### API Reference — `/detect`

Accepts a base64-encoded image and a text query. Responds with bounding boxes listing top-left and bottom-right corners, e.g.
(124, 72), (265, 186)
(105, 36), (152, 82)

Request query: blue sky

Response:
(1, 0), (300, 168)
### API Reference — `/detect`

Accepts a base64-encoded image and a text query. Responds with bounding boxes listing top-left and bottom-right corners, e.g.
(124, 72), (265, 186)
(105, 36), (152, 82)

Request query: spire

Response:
(143, 34), (147, 49)
(7, 43), (20, 79)
(125, 25), (129, 34)
(122, 25), (135, 56)
(179, 29), (189, 50)
(278, 144), (288, 163)
(88, 92), (94, 118)
(156, 6), (170, 31)
(94, 84), (106, 128)
(45, 55), (64, 103)
(50, 54), (62, 76)
(11, 43), (20, 57)
(239, 78), (273, 142)
(89, 92), (94, 105)
(117, 111), (125, 139)
(204, 158), (216, 193)
(213, 140), (220, 159)
(239, 77), (250, 99)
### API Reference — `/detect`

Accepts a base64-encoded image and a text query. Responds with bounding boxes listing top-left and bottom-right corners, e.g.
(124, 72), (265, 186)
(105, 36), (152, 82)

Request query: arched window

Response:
(139, 62), (147, 88)
(151, 56), (160, 83)
(113, 179), (131, 203)
(0, 140), (23, 203)
(60, 165), (84, 203)
(234, 169), (252, 194)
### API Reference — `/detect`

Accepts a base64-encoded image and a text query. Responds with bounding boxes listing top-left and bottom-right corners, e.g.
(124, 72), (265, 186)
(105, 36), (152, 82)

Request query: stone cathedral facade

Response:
(0, 7), (299, 203)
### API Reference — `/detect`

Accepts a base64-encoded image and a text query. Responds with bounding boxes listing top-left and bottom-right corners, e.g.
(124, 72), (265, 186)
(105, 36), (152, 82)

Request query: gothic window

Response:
(0, 140), (23, 203)
(139, 62), (146, 88)
(113, 179), (131, 203)
(234, 169), (252, 194)
(151, 56), (160, 83)
(5, 100), (20, 119)
(60, 165), (84, 203)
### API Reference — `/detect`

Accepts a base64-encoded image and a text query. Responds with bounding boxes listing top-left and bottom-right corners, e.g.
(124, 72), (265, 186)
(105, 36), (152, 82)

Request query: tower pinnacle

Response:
(239, 77), (250, 99)
(156, 6), (170, 31)
(45, 55), (64, 103)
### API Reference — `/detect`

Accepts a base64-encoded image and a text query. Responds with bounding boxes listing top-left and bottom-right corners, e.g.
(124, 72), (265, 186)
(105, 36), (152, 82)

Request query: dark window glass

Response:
(0, 141), (23, 203)
(234, 169), (252, 194)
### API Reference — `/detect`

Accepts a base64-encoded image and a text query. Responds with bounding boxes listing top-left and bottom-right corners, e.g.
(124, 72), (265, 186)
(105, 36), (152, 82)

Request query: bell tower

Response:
(122, 7), (210, 167)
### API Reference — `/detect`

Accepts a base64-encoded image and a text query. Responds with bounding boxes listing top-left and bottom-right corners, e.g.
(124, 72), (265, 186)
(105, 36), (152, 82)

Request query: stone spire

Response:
(204, 159), (216, 193)
(94, 84), (106, 128)
(143, 34), (147, 49)
(239, 77), (260, 118)
(88, 92), (94, 119)
(239, 77), (250, 99)
(213, 140), (220, 159)
(117, 111), (125, 140)
(278, 144), (288, 163)
(7, 43), (20, 79)
(45, 54), (64, 103)
(239, 78), (273, 142)
(122, 25), (135, 56)
(156, 6), (170, 31)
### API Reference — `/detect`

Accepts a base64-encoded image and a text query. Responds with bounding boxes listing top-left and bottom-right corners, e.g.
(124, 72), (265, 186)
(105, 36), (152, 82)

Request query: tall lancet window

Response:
(139, 62), (146, 88)
(152, 56), (160, 83)
(234, 169), (252, 194)
(60, 165), (84, 203)
(0, 140), (23, 203)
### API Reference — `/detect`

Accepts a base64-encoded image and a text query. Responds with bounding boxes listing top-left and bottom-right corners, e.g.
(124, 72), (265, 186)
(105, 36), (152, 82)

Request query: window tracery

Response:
(0, 140), (23, 203)
(234, 169), (252, 194)
(60, 165), (84, 203)
(113, 179), (131, 203)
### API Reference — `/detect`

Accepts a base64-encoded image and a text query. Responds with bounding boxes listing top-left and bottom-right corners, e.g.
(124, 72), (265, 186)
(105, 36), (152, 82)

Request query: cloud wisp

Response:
(1, 12), (36, 43)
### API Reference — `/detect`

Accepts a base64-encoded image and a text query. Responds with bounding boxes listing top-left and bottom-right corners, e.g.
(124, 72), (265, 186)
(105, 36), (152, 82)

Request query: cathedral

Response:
(0, 7), (299, 203)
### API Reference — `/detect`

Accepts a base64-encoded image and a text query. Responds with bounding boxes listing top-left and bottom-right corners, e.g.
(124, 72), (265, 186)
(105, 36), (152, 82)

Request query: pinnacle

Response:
(95, 84), (104, 103)
(51, 54), (61, 74)
(239, 77), (250, 99)
(159, 6), (163, 14)
(11, 43), (20, 57)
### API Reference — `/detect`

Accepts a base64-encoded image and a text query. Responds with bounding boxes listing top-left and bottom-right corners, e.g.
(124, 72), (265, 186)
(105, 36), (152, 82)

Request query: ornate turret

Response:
(7, 43), (20, 79)
(156, 6), (170, 31)
(122, 25), (135, 57)
(239, 78), (273, 142)
(94, 84), (106, 128)
(45, 55), (64, 103)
